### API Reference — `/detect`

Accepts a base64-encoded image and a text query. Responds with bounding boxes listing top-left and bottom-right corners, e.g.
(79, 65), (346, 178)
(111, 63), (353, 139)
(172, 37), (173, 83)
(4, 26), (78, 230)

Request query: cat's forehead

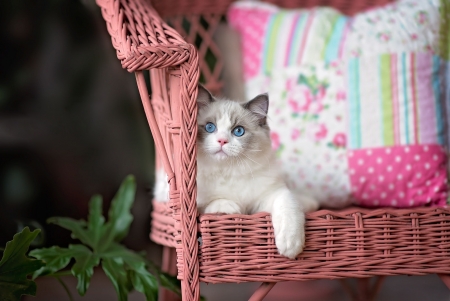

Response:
(198, 100), (249, 123)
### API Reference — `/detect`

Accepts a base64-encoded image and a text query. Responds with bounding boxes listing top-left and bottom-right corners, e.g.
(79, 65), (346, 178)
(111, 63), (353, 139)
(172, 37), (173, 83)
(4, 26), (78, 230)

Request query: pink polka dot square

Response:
(348, 145), (448, 208)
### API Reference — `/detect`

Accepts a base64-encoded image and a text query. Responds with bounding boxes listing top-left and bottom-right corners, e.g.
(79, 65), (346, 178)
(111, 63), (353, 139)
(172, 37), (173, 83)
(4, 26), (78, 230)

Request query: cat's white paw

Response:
(204, 199), (242, 214)
(274, 223), (305, 259)
(270, 192), (306, 259)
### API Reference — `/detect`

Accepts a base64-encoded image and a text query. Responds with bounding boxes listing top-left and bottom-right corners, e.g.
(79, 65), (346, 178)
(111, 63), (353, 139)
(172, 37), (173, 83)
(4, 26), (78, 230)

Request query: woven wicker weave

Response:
(199, 208), (450, 282)
(95, 0), (450, 300)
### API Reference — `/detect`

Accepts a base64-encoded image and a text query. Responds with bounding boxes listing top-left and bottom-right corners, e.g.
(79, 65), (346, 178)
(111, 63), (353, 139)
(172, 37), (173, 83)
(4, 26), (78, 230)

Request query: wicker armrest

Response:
(96, 0), (193, 72)
(97, 5), (200, 297)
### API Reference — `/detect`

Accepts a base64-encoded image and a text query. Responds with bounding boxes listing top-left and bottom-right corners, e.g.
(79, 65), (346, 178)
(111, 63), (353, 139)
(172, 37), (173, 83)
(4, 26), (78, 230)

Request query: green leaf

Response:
(297, 74), (308, 86)
(129, 266), (158, 301)
(102, 243), (143, 267)
(87, 195), (105, 251)
(309, 75), (319, 89)
(99, 175), (136, 250)
(102, 258), (130, 301)
(108, 175), (136, 241)
(47, 217), (92, 247)
(47, 195), (105, 252)
(69, 244), (99, 296)
(48, 176), (135, 254)
(103, 243), (157, 301)
(145, 261), (181, 298)
(31, 244), (99, 296)
(29, 246), (76, 278)
(158, 272), (181, 298)
(0, 228), (45, 301)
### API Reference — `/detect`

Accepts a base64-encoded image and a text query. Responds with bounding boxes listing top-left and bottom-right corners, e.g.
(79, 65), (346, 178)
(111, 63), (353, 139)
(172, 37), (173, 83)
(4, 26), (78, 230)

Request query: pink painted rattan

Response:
(198, 208), (450, 282)
(95, 0), (450, 300)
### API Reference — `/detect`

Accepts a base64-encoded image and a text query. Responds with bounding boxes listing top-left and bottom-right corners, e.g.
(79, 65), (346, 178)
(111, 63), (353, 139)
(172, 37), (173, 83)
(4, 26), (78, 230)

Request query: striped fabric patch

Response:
(228, 3), (350, 79)
(262, 9), (349, 75)
(347, 52), (447, 149)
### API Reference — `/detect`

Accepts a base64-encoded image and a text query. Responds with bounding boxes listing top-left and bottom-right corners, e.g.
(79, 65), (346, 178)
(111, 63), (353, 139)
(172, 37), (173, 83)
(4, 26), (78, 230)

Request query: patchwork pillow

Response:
(227, 0), (449, 208)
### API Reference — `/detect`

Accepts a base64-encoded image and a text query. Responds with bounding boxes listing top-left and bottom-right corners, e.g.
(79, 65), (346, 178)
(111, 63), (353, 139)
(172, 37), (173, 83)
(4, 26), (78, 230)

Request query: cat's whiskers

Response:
(231, 156), (245, 175)
(238, 154), (255, 181)
(231, 156), (243, 175)
(241, 152), (262, 166)
(230, 157), (237, 172)
(237, 156), (249, 178)
(225, 145), (242, 157)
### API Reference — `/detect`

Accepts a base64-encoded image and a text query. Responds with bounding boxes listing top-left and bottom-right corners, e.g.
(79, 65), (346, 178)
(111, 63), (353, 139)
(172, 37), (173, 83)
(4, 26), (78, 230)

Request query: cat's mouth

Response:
(213, 149), (230, 160)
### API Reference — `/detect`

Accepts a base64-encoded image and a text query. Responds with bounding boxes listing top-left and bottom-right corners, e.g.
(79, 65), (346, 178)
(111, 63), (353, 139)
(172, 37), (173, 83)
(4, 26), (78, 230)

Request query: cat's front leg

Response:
(203, 199), (243, 214)
(260, 188), (306, 259)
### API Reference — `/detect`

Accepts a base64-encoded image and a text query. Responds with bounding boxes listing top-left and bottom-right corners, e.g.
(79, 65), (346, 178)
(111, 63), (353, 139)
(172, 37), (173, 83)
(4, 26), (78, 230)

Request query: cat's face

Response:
(196, 85), (271, 162)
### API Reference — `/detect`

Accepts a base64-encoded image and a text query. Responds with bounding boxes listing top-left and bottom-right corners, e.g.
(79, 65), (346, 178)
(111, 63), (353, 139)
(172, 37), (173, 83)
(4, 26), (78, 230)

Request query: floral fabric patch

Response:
(344, 0), (441, 58)
(267, 63), (351, 207)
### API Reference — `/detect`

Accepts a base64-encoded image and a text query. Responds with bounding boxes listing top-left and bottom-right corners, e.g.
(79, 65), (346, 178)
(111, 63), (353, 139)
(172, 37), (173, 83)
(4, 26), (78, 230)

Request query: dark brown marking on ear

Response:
(197, 84), (214, 110)
(244, 93), (269, 126)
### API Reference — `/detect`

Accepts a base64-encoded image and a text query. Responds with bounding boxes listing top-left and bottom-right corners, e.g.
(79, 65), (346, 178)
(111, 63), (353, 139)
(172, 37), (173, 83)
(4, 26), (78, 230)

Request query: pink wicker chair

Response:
(95, 0), (450, 300)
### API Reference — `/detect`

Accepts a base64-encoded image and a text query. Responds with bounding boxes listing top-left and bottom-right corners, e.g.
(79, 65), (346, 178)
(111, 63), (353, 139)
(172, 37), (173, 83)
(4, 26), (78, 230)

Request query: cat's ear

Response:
(244, 93), (269, 125)
(197, 84), (214, 110)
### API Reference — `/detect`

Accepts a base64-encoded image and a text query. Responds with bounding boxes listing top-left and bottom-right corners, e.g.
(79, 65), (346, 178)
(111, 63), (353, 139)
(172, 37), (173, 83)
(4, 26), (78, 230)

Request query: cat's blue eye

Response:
(205, 122), (216, 133)
(233, 126), (245, 137)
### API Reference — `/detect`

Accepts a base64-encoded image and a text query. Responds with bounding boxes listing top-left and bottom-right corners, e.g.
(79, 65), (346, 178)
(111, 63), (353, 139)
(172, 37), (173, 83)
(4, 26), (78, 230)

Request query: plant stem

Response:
(56, 276), (74, 301)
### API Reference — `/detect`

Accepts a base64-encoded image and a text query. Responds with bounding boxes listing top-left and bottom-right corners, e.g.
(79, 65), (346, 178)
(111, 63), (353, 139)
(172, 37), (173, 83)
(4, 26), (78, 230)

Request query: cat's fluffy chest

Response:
(196, 156), (283, 214)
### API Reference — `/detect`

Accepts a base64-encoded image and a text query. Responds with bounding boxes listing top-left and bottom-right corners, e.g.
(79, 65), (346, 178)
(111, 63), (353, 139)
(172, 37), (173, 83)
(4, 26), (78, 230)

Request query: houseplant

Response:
(0, 175), (181, 301)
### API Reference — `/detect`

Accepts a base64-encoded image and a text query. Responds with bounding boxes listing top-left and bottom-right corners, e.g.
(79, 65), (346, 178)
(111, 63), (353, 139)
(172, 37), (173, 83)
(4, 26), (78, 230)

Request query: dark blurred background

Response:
(0, 0), (157, 253)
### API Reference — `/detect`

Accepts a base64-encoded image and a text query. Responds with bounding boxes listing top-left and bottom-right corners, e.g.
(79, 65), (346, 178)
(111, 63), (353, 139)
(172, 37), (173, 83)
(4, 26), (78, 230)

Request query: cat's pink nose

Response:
(218, 139), (228, 146)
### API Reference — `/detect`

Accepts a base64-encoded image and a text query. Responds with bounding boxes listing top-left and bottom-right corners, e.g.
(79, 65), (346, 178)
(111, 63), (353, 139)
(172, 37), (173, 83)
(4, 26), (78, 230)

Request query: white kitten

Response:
(153, 86), (319, 258)
(195, 85), (318, 259)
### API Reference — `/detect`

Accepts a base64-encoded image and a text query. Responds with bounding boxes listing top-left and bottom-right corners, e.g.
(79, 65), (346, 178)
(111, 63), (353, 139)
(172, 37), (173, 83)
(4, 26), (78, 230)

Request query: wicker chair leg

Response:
(368, 276), (385, 300)
(160, 247), (181, 301)
(438, 274), (450, 290)
(248, 282), (276, 301)
(340, 277), (385, 301)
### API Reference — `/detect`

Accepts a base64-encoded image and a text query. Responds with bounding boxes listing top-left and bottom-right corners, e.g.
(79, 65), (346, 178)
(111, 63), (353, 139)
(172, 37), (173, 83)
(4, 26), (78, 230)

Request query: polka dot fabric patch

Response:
(348, 145), (448, 207)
